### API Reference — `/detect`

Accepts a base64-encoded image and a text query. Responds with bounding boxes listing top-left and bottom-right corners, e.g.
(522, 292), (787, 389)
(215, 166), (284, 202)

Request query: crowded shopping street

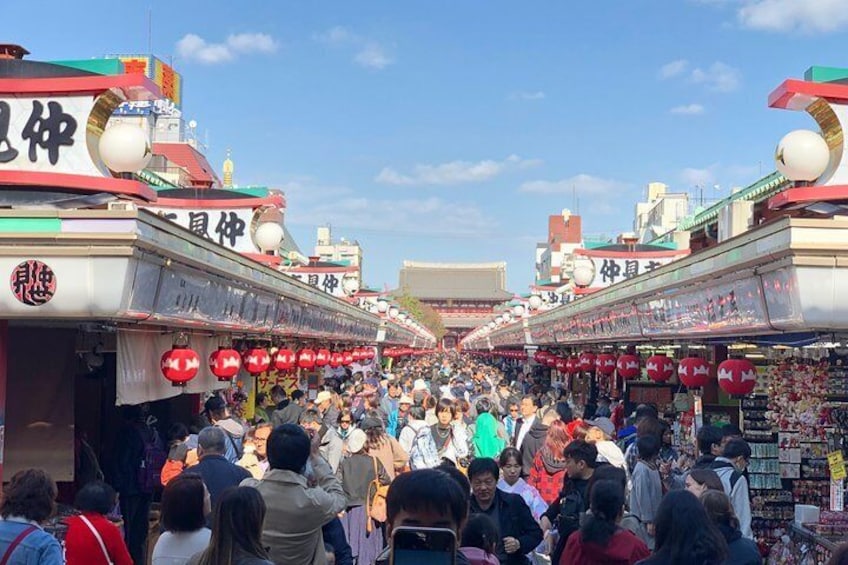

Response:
(7, 2), (848, 564)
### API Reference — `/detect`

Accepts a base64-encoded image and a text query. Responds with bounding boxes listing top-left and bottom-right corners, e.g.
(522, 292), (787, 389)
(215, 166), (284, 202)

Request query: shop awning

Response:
(0, 208), (423, 346)
(466, 217), (848, 348)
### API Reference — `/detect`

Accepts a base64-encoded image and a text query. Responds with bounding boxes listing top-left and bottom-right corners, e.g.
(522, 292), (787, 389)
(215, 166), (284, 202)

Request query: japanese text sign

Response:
(146, 207), (256, 254)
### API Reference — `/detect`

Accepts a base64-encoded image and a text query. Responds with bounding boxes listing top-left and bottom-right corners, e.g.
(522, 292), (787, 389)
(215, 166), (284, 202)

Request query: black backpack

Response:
(551, 486), (585, 564)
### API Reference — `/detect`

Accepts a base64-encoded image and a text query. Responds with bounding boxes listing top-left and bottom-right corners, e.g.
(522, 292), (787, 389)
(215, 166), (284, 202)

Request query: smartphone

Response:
(390, 526), (456, 565)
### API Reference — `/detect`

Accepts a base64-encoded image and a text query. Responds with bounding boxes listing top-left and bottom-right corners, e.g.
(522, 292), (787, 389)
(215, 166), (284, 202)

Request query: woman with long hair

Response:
(188, 487), (272, 565)
(559, 479), (650, 565)
(528, 416), (571, 504)
(361, 412), (408, 480)
(471, 398), (506, 459)
(409, 398), (470, 470)
(497, 448), (547, 521)
(638, 490), (728, 565)
(685, 468), (724, 497)
(700, 490), (761, 565)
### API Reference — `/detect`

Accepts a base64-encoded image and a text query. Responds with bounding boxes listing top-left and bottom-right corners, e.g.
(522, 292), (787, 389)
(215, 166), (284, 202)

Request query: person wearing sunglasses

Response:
(336, 408), (356, 441)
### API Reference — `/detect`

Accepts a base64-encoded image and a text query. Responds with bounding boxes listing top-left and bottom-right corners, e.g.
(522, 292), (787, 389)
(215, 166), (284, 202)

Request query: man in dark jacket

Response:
(181, 426), (251, 513)
(468, 458), (543, 565)
(272, 390), (306, 426)
(519, 410), (549, 477)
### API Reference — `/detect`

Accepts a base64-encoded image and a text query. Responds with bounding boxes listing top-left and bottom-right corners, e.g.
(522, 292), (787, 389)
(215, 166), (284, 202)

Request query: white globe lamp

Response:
(342, 275), (360, 296)
(99, 123), (153, 173)
(488, 321), (496, 330)
(513, 304), (526, 317)
(388, 307), (399, 319)
(397, 312), (407, 322)
(377, 300), (389, 313)
(253, 222), (284, 253)
(528, 295), (543, 310)
(775, 129), (830, 182)
(572, 258), (595, 288)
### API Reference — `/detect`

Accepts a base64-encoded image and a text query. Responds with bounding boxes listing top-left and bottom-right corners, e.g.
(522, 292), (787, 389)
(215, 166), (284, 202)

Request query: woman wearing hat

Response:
(338, 428), (390, 565)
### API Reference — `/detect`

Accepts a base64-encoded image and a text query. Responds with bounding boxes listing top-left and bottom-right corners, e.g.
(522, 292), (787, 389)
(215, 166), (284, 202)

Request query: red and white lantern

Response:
(342, 351), (354, 365)
(274, 348), (296, 372)
(578, 352), (596, 372)
(565, 357), (579, 375)
(244, 348), (271, 376)
(717, 358), (757, 396)
(678, 357), (711, 388)
(616, 355), (641, 379)
(534, 351), (549, 364)
(352, 348), (364, 362)
(297, 349), (316, 370)
(330, 352), (344, 368)
(646, 354), (675, 383)
(596, 354), (617, 376)
(208, 347), (241, 381)
(555, 357), (568, 372)
(161, 347), (200, 386)
(315, 349), (331, 367)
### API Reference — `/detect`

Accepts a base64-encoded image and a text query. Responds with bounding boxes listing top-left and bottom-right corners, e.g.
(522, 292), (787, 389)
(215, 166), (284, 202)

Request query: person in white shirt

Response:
(513, 395), (538, 450)
(152, 475), (211, 565)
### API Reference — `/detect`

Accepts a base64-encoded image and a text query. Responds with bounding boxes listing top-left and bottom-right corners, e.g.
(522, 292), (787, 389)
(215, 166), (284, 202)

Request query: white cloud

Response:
(376, 154), (542, 186)
(176, 32), (278, 64)
(354, 43), (394, 70)
(659, 59), (689, 79)
(689, 62), (741, 92)
(670, 103), (705, 115)
(510, 91), (546, 101)
(519, 174), (629, 195)
(314, 26), (395, 70)
(738, 0), (848, 32)
(680, 165), (718, 186)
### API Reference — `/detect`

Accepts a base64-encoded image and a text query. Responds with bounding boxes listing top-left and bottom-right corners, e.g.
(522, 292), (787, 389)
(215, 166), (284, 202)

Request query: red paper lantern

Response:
(596, 354), (617, 376)
(315, 349), (331, 367)
(274, 348), (296, 372)
(678, 357), (712, 388)
(351, 349), (364, 362)
(330, 352), (344, 368)
(534, 351), (549, 363)
(297, 349), (316, 369)
(578, 352), (596, 372)
(342, 351), (354, 365)
(545, 354), (559, 368)
(208, 347), (241, 381)
(243, 348), (271, 376)
(365, 347), (376, 359)
(646, 354), (675, 383)
(717, 358), (757, 396)
(555, 357), (568, 372)
(161, 347), (200, 386)
(565, 357), (578, 375)
(616, 355), (641, 379)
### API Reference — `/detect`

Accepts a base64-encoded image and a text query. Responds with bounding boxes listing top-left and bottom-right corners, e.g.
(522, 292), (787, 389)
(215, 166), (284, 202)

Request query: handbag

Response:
(366, 457), (389, 532)
(79, 515), (114, 565)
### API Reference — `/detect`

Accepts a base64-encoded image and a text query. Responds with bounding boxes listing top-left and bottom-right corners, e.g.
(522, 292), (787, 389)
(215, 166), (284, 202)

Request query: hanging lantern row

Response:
(383, 348), (436, 358)
(161, 344), (378, 386)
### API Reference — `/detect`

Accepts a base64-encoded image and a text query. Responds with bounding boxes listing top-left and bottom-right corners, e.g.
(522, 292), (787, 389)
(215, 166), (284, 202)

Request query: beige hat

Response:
(399, 395), (413, 405)
(346, 428), (367, 454)
(315, 390), (333, 405)
(413, 379), (428, 392)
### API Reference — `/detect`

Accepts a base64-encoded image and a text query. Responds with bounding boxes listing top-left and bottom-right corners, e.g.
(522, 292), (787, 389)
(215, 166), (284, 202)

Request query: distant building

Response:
(535, 209), (582, 285)
(315, 226), (363, 288)
(398, 261), (512, 348)
(634, 182), (689, 244)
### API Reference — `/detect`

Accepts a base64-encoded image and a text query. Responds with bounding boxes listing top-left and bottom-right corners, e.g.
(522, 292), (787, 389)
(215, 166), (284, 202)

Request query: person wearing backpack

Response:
(710, 437), (754, 539)
(337, 428), (390, 565)
(203, 396), (245, 464)
(540, 440), (597, 565)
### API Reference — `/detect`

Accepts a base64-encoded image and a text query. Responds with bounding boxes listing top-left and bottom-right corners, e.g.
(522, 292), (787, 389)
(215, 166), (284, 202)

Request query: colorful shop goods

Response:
(766, 361), (829, 438)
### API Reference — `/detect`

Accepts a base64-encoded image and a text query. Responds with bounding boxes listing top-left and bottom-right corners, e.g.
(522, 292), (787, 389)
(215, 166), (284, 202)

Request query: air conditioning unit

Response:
(717, 200), (754, 243)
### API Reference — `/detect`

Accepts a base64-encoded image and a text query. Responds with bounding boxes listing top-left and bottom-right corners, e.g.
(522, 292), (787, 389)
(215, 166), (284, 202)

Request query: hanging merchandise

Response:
(297, 348), (317, 369)
(161, 346), (200, 386)
(646, 354), (675, 383)
(208, 347), (241, 381)
(678, 356), (711, 388)
(596, 353), (617, 376)
(243, 348), (272, 376)
(717, 358), (757, 396)
(274, 348), (296, 372)
(315, 348), (331, 367)
(616, 354), (641, 379)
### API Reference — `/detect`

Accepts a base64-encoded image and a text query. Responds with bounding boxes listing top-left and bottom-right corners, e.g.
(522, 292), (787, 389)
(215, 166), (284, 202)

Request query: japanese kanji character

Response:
(188, 211), (210, 238)
(0, 101), (18, 163)
(644, 260), (662, 272)
(623, 260), (639, 279)
(214, 211), (246, 247)
(22, 100), (77, 165)
(322, 274), (340, 294)
(307, 274), (319, 286)
(599, 259), (621, 284)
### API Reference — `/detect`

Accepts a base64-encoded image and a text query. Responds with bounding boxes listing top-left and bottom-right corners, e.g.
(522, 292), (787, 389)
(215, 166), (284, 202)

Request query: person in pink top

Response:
(65, 481), (133, 565)
(460, 514), (500, 565)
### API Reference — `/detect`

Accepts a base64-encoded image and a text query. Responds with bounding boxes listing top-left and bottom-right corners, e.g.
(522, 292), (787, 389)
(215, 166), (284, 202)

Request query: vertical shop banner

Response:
(116, 331), (228, 405)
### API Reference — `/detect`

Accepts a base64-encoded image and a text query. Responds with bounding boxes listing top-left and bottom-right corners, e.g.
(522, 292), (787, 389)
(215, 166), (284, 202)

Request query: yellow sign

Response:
(828, 451), (847, 481)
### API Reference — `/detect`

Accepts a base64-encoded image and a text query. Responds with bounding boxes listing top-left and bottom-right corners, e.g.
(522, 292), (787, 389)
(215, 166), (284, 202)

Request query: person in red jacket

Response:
(560, 479), (650, 565)
(65, 481), (133, 565)
(528, 418), (570, 504)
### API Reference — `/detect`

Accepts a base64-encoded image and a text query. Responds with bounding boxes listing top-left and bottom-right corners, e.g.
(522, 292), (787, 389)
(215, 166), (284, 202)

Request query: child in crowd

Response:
(459, 514), (500, 565)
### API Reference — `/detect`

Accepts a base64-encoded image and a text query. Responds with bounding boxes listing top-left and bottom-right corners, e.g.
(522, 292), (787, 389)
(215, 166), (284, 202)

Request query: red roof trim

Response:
(0, 170), (156, 201)
(0, 74), (161, 100)
(768, 184), (848, 209)
(154, 194), (284, 209)
(768, 79), (848, 109)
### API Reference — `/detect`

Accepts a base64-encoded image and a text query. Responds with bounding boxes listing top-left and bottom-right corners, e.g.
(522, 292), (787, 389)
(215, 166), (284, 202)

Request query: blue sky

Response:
(7, 0), (848, 291)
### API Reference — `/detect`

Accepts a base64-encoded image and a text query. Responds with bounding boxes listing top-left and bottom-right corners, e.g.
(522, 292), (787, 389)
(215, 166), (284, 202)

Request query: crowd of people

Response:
(2, 351), (846, 564)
